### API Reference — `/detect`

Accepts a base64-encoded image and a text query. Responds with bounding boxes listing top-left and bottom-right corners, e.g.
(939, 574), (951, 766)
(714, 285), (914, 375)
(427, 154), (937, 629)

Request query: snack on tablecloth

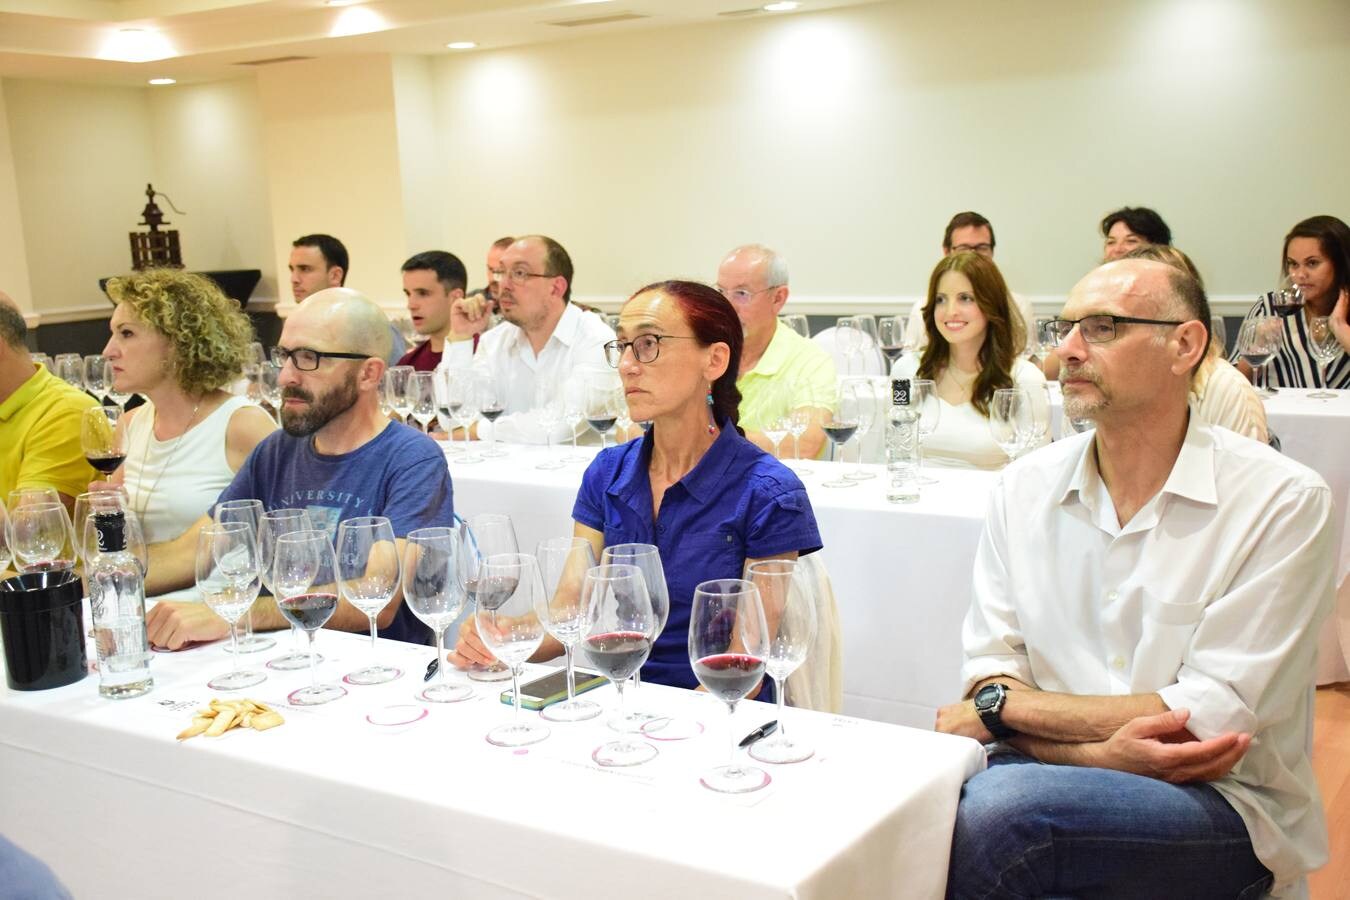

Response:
(176, 698), (284, 740)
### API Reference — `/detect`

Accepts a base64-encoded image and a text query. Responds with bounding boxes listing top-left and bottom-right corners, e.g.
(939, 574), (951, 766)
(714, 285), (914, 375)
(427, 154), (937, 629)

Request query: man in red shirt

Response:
(396, 250), (474, 372)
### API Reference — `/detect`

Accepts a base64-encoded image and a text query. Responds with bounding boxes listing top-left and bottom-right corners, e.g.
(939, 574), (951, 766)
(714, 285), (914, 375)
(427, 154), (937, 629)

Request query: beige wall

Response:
(0, 82), (33, 317)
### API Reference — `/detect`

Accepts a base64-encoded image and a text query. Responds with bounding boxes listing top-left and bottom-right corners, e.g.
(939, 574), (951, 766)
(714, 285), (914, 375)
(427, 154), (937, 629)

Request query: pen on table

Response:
(424, 656), (439, 681)
(738, 720), (778, 749)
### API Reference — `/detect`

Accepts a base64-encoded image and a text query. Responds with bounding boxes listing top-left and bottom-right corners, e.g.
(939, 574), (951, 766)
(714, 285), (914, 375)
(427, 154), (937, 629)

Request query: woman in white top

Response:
(91, 270), (275, 543)
(891, 252), (1048, 470)
(1232, 215), (1350, 390)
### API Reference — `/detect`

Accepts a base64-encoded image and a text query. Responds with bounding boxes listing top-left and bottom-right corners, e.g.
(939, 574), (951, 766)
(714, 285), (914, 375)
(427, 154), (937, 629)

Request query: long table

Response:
(0, 629), (985, 899)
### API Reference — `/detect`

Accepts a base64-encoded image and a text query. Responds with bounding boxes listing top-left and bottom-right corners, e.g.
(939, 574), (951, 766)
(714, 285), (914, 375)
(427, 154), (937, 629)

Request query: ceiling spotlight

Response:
(147, 77), (176, 85)
(446, 41), (478, 50)
(99, 27), (176, 63)
(763, 1), (800, 10)
(330, 6), (385, 36)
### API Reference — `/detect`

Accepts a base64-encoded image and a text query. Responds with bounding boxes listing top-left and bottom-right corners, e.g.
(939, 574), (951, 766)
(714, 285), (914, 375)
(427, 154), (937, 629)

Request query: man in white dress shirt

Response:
(938, 258), (1333, 898)
(443, 235), (613, 443)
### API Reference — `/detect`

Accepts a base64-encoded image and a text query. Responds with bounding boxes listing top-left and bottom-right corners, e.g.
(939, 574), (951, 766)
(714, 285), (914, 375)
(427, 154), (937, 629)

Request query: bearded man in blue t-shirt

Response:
(144, 288), (455, 647)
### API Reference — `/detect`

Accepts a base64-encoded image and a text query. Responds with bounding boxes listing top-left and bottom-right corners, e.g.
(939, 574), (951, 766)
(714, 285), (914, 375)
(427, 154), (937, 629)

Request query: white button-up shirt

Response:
(440, 302), (615, 445)
(962, 417), (1335, 896)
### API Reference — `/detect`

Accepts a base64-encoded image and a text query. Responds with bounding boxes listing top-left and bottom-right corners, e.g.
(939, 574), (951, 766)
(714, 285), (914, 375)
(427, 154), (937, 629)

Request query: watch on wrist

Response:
(973, 683), (1015, 740)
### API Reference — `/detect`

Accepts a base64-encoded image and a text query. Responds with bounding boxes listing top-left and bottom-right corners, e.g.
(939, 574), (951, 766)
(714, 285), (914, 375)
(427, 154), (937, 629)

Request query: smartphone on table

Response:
(501, 669), (608, 710)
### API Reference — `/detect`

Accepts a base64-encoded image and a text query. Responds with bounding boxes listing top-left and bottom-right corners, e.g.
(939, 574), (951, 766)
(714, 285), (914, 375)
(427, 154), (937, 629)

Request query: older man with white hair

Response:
(143, 288), (455, 647)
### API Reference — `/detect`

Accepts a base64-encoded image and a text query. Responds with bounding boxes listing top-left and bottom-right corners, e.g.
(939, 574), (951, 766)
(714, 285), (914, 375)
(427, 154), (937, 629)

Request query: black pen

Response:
(424, 656), (439, 682)
(738, 720), (778, 749)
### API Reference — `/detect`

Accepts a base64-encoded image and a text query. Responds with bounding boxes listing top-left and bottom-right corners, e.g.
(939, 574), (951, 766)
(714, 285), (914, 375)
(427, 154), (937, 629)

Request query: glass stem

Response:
(775, 676), (787, 741)
(725, 700), (739, 773)
(563, 644), (576, 702)
(436, 627), (448, 688)
(368, 613), (378, 663)
(229, 621), (240, 676)
(792, 433), (800, 461)
(292, 623), (303, 654)
(242, 608), (255, 642)
(633, 667), (642, 691)
(917, 434), (926, 469)
(510, 666), (522, 726)
(571, 429), (579, 452)
(490, 421), (497, 453)
(307, 631), (318, 690)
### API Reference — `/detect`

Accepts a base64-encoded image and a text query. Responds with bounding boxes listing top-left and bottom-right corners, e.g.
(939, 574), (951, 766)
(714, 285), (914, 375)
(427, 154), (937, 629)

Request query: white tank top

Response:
(122, 395), (254, 543)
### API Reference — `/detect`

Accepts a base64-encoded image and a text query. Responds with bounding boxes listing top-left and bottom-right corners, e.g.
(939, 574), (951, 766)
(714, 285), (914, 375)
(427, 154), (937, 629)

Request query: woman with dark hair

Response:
(449, 280), (821, 692)
(1233, 215), (1350, 389)
(1101, 206), (1172, 260)
(892, 253), (1049, 469)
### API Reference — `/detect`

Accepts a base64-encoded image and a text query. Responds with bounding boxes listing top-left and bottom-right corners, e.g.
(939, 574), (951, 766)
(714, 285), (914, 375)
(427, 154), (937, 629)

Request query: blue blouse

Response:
(572, 421), (823, 691)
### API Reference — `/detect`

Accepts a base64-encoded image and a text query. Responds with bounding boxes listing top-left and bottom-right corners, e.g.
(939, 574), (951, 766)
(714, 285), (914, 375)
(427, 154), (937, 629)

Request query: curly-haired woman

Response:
(94, 269), (275, 543)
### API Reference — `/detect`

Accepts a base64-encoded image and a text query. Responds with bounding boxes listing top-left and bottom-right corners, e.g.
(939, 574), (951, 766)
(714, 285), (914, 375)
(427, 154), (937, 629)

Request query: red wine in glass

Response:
(23, 558), (75, 573)
(582, 631), (651, 681)
(822, 423), (858, 445)
(480, 405), (504, 422)
(86, 454), (125, 474)
(693, 653), (766, 703)
(279, 592), (338, 631)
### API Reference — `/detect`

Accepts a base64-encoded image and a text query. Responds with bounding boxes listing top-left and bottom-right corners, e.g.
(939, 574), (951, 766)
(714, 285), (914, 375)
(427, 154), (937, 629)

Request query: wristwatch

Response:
(973, 683), (1015, 740)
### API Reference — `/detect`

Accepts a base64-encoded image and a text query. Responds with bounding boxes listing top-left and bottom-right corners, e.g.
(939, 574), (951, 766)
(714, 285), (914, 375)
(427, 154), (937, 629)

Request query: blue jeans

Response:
(946, 750), (1272, 900)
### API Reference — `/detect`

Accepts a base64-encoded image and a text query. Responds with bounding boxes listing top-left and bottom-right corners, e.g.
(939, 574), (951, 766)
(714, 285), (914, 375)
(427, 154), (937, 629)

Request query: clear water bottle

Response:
(88, 510), (153, 699)
(886, 378), (920, 504)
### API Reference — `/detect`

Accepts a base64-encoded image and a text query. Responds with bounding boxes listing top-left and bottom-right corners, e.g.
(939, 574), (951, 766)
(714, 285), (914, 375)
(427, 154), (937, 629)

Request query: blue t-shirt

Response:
(216, 421), (454, 644)
(572, 421), (822, 692)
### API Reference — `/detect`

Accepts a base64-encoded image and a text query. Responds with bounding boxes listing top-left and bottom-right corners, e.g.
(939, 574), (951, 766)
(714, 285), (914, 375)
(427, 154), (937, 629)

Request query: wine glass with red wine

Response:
(80, 406), (125, 477)
(580, 563), (657, 767)
(272, 529), (346, 706)
(689, 578), (770, 793)
(8, 501), (77, 574)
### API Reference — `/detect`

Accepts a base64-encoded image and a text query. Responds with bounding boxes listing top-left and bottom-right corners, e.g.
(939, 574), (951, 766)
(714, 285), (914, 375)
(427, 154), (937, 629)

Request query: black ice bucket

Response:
(0, 569), (88, 691)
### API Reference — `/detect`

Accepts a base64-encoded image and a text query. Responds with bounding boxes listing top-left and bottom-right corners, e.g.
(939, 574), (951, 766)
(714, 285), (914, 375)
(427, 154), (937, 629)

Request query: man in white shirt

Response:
(443, 235), (613, 444)
(905, 212), (1035, 356)
(938, 258), (1333, 898)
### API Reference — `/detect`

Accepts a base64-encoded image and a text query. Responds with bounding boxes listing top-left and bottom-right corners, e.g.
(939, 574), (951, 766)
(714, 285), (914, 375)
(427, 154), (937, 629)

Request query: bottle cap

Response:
(93, 510), (127, 554)
(891, 378), (911, 406)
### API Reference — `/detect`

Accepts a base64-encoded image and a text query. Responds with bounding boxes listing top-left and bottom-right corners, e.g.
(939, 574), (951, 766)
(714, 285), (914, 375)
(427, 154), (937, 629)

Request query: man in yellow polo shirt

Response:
(716, 245), (835, 461)
(0, 292), (97, 512)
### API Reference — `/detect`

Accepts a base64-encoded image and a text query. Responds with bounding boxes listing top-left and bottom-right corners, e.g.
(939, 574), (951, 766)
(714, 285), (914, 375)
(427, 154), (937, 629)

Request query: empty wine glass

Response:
(786, 402), (812, 475)
(408, 371), (438, 433)
(384, 365), (415, 425)
(1237, 317), (1281, 398)
(534, 381), (565, 470)
(536, 536), (601, 722)
(878, 315), (906, 367)
(477, 371), (507, 458)
(30, 352), (52, 373)
(1307, 317), (1342, 400)
(259, 508), (318, 671)
(195, 521), (266, 690)
(475, 552), (550, 747)
(689, 578), (771, 793)
(103, 359), (132, 411)
(80, 406), (125, 478)
(461, 513), (518, 683)
(447, 369), (482, 463)
(273, 529), (347, 706)
(215, 499), (275, 653)
(403, 526), (472, 703)
(82, 355), (108, 403)
(0, 503), (10, 572)
(744, 559), (817, 764)
(337, 516), (403, 685)
(256, 361), (282, 424)
(843, 377), (877, 481)
(1026, 383), (1051, 449)
(8, 501), (76, 573)
(580, 563), (657, 766)
(835, 317), (863, 377)
(763, 411), (788, 460)
(912, 378), (941, 484)
(989, 388), (1034, 463)
(821, 381), (860, 488)
(561, 378), (589, 462)
(7, 487), (59, 510)
(779, 314), (809, 338)
(853, 315), (882, 371)
(55, 353), (84, 391)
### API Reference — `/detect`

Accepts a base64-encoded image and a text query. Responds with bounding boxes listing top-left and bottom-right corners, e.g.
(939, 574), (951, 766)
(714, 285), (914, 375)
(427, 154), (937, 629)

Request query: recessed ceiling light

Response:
(148, 77), (176, 85)
(763, 1), (800, 10)
(446, 41), (477, 50)
(330, 6), (385, 37)
(99, 27), (176, 63)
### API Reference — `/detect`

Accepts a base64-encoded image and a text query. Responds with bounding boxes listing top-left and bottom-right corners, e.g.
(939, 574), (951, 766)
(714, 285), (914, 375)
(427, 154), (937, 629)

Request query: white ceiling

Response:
(0, 0), (886, 85)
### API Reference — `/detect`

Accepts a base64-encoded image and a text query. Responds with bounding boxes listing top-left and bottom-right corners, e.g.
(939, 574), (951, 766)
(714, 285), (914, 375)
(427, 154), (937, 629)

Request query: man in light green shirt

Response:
(716, 245), (835, 460)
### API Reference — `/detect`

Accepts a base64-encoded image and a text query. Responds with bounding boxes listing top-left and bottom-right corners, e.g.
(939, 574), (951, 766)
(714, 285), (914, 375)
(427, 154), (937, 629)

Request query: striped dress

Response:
(1230, 295), (1350, 389)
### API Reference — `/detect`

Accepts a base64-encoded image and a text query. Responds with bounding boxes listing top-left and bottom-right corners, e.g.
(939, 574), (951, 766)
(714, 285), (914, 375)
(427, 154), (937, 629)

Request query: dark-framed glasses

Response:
(603, 334), (698, 367)
(270, 346), (370, 372)
(1045, 314), (1187, 346)
(951, 243), (994, 256)
(490, 267), (555, 286)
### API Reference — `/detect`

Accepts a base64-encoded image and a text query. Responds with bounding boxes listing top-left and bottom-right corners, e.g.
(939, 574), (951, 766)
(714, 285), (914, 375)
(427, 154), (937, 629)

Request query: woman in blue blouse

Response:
(450, 280), (822, 691)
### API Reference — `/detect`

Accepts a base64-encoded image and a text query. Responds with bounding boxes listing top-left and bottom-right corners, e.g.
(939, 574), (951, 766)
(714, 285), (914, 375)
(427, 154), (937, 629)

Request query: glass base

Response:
(366, 704), (428, 726)
(1309, 389), (1337, 399)
(456, 455), (484, 465)
(467, 663), (512, 683)
(288, 682), (347, 706)
(562, 452), (589, 462)
(843, 470), (876, 481)
(480, 447), (508, 458)
(536, 458), (566, 471)
(486, 721), (549, 747)
(421, 683), (473, 703)
(540, 697), (601, 722)
(267, 651), (319, 671)
(700, 763), (771, 793)
(592, 738), (657, 767)
(786, 461), (813, 475)
(639, 716), (705, 741)
(99, 677), (153, 700)
(223, 634), (276, 654)
(343, 665), (403, 685)
(821, 477), (857, 489)
(1256, 386), (1278, 399)
(916, 472), (939, 485)
(608, 710), (657, 734)
(208, 668), (266, 691)
(749, 736), (814, 764)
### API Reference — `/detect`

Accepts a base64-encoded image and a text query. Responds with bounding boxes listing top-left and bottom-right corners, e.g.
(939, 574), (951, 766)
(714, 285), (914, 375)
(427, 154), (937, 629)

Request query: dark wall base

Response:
(31, 312), (283, 357)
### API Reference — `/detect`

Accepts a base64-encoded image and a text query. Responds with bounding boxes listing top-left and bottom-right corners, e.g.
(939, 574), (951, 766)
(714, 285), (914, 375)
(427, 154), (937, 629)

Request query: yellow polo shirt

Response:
(737, 320), (838, 439)
(0, 363), (98, 501)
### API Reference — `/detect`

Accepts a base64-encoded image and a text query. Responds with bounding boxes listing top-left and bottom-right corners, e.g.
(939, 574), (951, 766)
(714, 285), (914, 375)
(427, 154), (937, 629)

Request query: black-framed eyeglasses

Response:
(1045, 314), (1186, 346)
(604, 333), (698, 367)
(490, 267), (555, 286)
(951, 243), (994, 255)
(270, 346), (370, 372)
(716, 285), (782, 304)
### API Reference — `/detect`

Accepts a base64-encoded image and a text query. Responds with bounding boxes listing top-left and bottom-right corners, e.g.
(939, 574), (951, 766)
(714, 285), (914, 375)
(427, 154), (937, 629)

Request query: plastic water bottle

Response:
(88, 510), (153, 699)
(886, 378), (920, 504)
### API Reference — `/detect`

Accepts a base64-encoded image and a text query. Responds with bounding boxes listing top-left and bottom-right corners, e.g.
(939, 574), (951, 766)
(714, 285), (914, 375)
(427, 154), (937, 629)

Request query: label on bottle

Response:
(94, 510), (128, 554)
(891, 378), (911, 406)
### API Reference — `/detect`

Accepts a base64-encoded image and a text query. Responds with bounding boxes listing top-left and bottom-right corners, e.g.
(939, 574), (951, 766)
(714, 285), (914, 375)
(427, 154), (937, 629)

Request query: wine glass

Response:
(259, 508), (318, 671)
(1307, 317), (1342, 400)
(103, 359), (132, 411)
(475, 552), (550, 747)
(337, 516), (403, 685)
(384, 365), (415, 426)
(535, 536), (601, 722)
(82, 355), (109, 403)
(55, 353), (84, 391)
(434, 366), (460, 446)
(447, 369), (482, 463)
(689, 578), (771, 793)
(911, 378), (941, 484)
(534, 380), (565, 471)
(1210, 316), (1228, 357)
(215, 499), (275, 653)
(0, 502), (10, 572)
(821, 381), (860, 488)
(853, 315), (882, 372)
(80, 406), (125, 478)
(30, 352), (52, 373)
(560, 377), (589, 462)
(461, 513), (518, 682)
(763, 413), (788, 460)
(7, 501), (76, 573)
(744, 559), (817, 764)
(842, 377), (877, 481)
(273, 529), (347, 706)
(1026, 383), (1051, 449)
(7, 487), (59, 510)
(1237, 317), (1281, 399)
(779, 314), (809, 338)
(256, 361), (282, 424)
(403, 527), (472, 703)
(580, 563), (657, 766)
(476, 371), (507, 458)
(195, 521), (266, 690)
(878, 316), (906, 367)
(834, 317), (863, 377)
(989, 388), (1033, 463)
(1267, 279), (1304, 317)
(585, 379), (620, 451)
(408, 372), (438, 433)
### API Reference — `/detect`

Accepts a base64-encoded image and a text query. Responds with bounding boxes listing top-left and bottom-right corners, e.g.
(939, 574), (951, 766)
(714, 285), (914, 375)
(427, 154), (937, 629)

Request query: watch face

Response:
(974, 685), (1000, 711)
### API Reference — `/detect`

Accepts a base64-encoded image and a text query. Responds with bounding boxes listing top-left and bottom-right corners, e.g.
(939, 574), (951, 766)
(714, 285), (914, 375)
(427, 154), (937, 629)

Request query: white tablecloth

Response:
(0, 629), (985, 899)
(450, 442), (996, 728)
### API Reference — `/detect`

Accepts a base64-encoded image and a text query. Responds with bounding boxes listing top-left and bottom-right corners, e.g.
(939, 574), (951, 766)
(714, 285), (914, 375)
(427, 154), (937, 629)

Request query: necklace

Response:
(131, 397), (204, 523)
